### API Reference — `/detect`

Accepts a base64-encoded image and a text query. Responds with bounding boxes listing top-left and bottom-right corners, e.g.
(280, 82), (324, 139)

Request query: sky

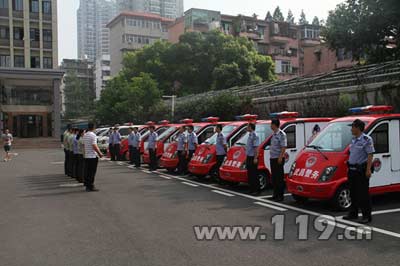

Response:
(57, 0), (344, 63)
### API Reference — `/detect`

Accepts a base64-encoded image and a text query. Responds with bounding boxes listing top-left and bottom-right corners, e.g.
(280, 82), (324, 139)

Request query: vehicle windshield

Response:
(119, 128), (131, 136)
(157, 127), (178, 141)
(204, 125), (238, 145)
(307, 122), (354, 152)
(235, 124), (273, 146)
(97, 129), (109, 137)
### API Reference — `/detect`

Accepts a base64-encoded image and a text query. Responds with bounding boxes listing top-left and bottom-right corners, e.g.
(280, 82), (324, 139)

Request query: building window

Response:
(42, 0), (51, 14)
(13, 27), (24, 40)
(43, 57), (52, 69)
(0, 0), (8, 8)
(14, 55), (24, 67)
(281, 61), (292, 74)
(43, 29), (52, 42)
(30, 28), (40, 41)
(12, 0), (23, 11)
(0, 26), (9, 39)
(0, 55), (10, 67)
(30, 0), (39, 13)
(31, 56), (40, 68)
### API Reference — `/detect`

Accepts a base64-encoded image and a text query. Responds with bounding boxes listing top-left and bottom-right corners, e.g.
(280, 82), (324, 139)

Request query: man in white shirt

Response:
(2, 129), (13, 162)
(83, 123), (103, 192)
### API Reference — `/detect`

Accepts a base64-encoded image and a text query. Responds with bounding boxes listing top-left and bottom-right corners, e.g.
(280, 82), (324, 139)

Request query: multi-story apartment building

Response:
(60, 59), (95, 115)
(94, 54), (111, 99)
(77, 0), (117, 62)
(117, 0), (184, 19)
(107, 11), (173, 76)
(168, 8), (331, 80)
(0, 0), (63, 138)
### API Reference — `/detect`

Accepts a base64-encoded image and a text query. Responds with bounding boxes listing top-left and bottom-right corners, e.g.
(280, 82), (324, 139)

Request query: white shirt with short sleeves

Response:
(83, 131), (98, 159)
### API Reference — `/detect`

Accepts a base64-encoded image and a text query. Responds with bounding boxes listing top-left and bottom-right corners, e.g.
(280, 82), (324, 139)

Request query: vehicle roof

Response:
(330, 114), (400, 124)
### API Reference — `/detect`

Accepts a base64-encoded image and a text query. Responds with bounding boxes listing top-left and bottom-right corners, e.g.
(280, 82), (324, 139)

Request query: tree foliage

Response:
(322, 0), (400, 62)
(63, 70), (95, 119)
(286, 10), (295, 24)
(312, 16), (320, 26)
(122, 30), (275, 96)
(272, 6), (284, 22)
(299, 10), (308, 25)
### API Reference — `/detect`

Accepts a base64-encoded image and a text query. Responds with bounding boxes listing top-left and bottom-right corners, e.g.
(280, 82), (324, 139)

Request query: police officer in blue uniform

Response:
(246, 123), (260, 195)
(147, 125), (158, 171)
(187, 125), (198, 164)
(343, 119), (375, 224)
(270, 119), (287, 202)
(214, 124), (227, 181)
(108, 128), (114, 161)
(176, 126), (187, 175)
(112, 127), (122, 161)
(128, 128), (136, 165)
(132, 127), (141, 168)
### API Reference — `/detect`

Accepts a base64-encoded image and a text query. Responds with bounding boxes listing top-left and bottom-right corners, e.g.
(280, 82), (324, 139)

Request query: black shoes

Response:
(86, 187), (99, 192)
(342, 214), (358, 221)
(359, 217), (372, 224)
(271, 196), (284, 202)
(250, 191), (261, 196)
(342, 214), (372, 224)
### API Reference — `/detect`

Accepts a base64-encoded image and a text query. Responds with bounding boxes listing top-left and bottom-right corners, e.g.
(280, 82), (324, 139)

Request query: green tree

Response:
(265, 11), (273, 22)
(312, 16), (320, 26)
(273, 6), (284, 22)
(322, 0), (400, 62)
(299, 10), (308, 25)
(286, 10), (295, 24)
(63, 70), (94, 119)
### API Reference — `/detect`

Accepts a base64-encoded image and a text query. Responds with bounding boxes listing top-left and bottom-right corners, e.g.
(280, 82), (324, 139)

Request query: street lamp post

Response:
(162, 95), (177, 121)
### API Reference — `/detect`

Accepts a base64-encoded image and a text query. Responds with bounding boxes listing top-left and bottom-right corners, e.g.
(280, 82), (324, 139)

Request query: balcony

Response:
(301, 38), (320, 47)
(12, 11), (23, 19)
(13, 40), (24, 48)
(239, 31), (263, 41)
(270, 34), (291, 44)
(0, 39), (10, 47)
(0, 8), (9, 17)
(43, 41), (52, 50)
(30, 41), (40, 49)
(30, 12), (39, 20)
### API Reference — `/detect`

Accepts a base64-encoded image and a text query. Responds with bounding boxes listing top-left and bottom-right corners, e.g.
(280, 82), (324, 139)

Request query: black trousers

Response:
(84, 158), (98, 189)
(109, 144), (114, 161)
(75, 154), (84, 183)
(72, 154), (79, 178)
(129, 146), (135, 164)
(214, 155), (226, 178)
(132, 147), (140, 167)
(177, 150), (186, 174)
(270, 158), (285, 198)
(112, 144), (120, 161)
(247, 156), (259, 192)
(149, 148), (157, 170)
(348, 169), (372, 218)
(68, 151), (74, 177)
(64, 149), (68, 176)
(188, 150), (195, 162)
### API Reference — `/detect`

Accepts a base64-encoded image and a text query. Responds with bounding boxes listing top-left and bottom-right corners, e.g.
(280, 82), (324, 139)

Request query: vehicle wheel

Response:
(258, 171), (271, 191)
(292, 194), (309, 203)
(331, 184), (352, 211)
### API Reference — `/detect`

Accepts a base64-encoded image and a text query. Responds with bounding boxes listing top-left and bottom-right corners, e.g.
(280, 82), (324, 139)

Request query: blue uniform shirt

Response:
(148, 132), (158, 149)
(132, 132), (141, 148)
(112, 132), (121, 145)
(73, 136), (79, 154)
(188, 132), (198, 151)
(348, 133), (375, 165)
(177, 133), (187, 151)
(270, 129), (287, 159)
(246, 131), (260, 157)
(216, 133), (227, 156)
(128, 132), (135, 147)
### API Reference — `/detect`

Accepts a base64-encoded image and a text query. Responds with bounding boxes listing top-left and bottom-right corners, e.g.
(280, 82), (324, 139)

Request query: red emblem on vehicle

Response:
(233, 151), (241, 160)
(373, 158), (382, 172)
(198, 147), (206, 155)
(306, 156), (317, 168)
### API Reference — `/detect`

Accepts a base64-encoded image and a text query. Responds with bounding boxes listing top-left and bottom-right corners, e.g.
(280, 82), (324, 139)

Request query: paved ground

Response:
(1, 149), (400, 266)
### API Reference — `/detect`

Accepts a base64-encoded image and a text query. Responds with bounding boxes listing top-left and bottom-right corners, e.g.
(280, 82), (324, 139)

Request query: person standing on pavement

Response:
(128, 128), (135, 164)
(112, 127), (122, 161)
(343, 119), (375, 224)
(246, 123), (261, 195)
(63, 125), (71, 175)
(72, 128), (80, 180)
(131, 127), (141, 168)
(76, 129), (85, 183)
(108, 128), (114, 161)
(176, 126), (187, 175)
(2, 129), (13, 162)
(270, 119), (287, 202)
(214, 124), (227, 182)
(147, 125), (158, 171)
(187, 125), (198, 167)
(83, 123), (103, 192)
(66, 127), (75, 177)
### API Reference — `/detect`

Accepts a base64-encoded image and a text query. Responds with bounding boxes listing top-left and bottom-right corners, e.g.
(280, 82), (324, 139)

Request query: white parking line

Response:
(142, 170), (152, 174)
(59, 183), (84, 188)
(160, 175), (172, 180)
(258, 193), (291, 199)
(212, 190), (235, 197)
(182, 182), (199, 187)
(254, 202), (287, 212)
(372, 208), (400, 216)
